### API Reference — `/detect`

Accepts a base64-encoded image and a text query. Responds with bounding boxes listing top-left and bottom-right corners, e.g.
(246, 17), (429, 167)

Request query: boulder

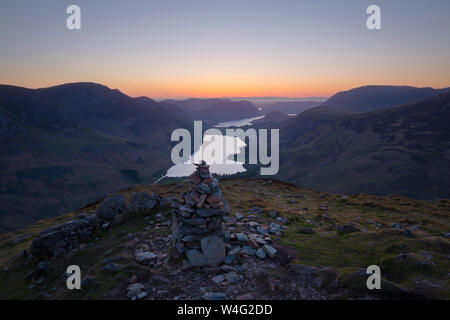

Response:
(29, 214), (97, 258)
(126, 192), (158, 213)
(96, 195), (126, 222)
(336, 223), (359, 235)
(201, 236), (225, 267)
(186, 249), (208, 267)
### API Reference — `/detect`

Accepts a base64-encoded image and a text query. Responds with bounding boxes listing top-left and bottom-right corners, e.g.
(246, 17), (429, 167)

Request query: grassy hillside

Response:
(0, 178), (449, 300)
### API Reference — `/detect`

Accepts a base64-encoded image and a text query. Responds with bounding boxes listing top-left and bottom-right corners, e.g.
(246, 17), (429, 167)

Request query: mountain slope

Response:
(323, 85), (449, 112)
(260, 101), (321, 115)
(0, 83), (192, 233)
(278, 92), (450, 199)
(164, 98), (260, 123)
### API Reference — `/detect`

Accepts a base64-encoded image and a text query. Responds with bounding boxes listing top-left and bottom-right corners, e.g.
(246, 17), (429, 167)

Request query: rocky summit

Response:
(0, 178), (449, 300)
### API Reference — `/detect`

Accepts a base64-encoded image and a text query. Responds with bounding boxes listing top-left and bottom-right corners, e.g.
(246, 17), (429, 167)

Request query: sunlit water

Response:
(214, 116), (264, 128)
(156, 114), (281, 182)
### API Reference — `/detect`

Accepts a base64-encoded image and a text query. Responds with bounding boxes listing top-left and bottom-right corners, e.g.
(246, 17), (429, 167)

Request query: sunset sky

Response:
(0, 0), (449, 99)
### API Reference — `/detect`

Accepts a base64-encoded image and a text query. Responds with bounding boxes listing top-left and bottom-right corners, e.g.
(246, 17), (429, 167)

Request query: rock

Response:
(249, 207), (263, 214)
(212, 275), (225, 284)
(235, 233), (249, 242)
(203, 292), (227, 300)
(135, 251), (157, 263)
(186, 249), (208, 267)
(101, 263), (122, 273)
(390, 222), (402, 229)
(241, 246), (256, 256)
(196, 208), (226, 217)
(297, 227), (316, 234)
(137, 291), (148, 299)
(263, 245), (277, 257)
(236, 293), (254, 300)
(154, 212), (164, 221)
(228, 247), (241, 255)
(336, 223), (359, 235)
(181, 260), (193, 271)
(224, 271), (242, 283)
(100, 222), (111, 231)
(256, 226), (268, 235)
(269, 211), (279, 218)
(127, 283), (146, 299)
(220, 265), (236, 273)
(442, 232), (450, 239)
(130, 275), (138, 283)
(126, 192), (157, 213)
(29, 214), (98, 258)
(223, 255), (235, 265)
(275, 217), (287, 224)
(201, 236), (226, 267)
(256, 248), (266, 259)
(255, 238), (267, 245)
(269, 222), (281, 234)
(96, 195), (126, 222)
(235, 212), (244, 220)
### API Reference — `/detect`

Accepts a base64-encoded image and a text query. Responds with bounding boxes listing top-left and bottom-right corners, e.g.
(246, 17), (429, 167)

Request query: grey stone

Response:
(196, 208), (226, 217)
(223, 255), (235, 265)
(228, 247), (241, 255)
(201, 236), (225, 267)
(256, 248), (266, 259)
(390, 222), (402, 229)
(96, 195), (126, 221)
(101, 263), (122, 273)
(263, 245), (277, 257)
(235, 212), (244, 220)
(256, 226), (268, 235)
(224, 271), (242, 283)
(241, 246), (256, 256)
(235, 233), (249, 242)
(29, 214), (98, 258)
(127, 282), (146, 299)
(269, 211), (280, 218)
(442, 232), (450, 239)
(137, 291), (148, 299)
(249, 207), (263, 214)
(203, 292), (227, 300)
(337, 224), (359, 235)
(186, 249), (208, 267)
(126, 192), (157, 213)
(135, 251), (157, 263)
(212, 274), (225, 284)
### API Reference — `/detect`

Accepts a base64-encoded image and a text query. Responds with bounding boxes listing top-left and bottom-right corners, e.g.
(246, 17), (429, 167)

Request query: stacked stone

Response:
(172, 161), (229, 267)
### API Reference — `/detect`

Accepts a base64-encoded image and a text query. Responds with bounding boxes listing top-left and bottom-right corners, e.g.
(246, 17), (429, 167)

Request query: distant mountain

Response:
(163, 98), (261, 123)
(252, 110), (291, 126)
(260, 101), (321, 115)
(0, 82), (192, 232)
(278, 92), (450, 199)
(162, 98), (227, 112)
(323, 85), (450, 112)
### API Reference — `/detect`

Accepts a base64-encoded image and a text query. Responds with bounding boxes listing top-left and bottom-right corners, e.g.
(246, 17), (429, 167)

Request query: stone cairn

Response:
(172, 161), (229, 267)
